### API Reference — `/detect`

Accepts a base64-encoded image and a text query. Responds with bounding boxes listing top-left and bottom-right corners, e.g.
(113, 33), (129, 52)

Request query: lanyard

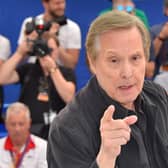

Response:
(10, 136), (30, 168)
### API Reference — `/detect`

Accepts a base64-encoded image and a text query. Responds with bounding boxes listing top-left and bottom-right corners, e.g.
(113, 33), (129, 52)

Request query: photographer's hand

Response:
(39, 55), (57, 75)
(17, 31), (38, 58)
(49, 22), (60, 36)
(16, 38), (30, 57)
(0, 34), (36, 85)
(39, 55), (75, 103)
(153, 22), (168, 56)
(158, 22), (168, 40)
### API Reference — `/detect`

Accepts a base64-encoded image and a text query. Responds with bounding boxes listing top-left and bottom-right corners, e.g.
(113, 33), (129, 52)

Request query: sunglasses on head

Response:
(116, 5), (134, 13)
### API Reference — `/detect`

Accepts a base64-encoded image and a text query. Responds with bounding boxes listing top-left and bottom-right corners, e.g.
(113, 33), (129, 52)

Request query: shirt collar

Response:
(4, 135), (36, 153)
(94, 76), (143, 119)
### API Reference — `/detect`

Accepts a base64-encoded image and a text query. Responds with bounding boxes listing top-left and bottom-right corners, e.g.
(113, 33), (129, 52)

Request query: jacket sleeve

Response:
(47, 116), (99, 168)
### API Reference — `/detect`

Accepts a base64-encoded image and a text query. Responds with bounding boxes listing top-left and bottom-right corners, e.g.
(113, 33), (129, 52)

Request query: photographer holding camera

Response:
(18, 0), (81, 69)
(0, 32), (76, 139)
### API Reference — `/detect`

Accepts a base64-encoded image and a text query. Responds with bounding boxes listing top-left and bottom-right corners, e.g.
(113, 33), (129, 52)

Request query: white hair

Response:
(6, 102), (31, 121)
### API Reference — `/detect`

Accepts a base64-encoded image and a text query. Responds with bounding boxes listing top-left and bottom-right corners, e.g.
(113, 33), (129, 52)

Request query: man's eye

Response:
(107, 56), (119, 64)
(132, 55), (141, 61)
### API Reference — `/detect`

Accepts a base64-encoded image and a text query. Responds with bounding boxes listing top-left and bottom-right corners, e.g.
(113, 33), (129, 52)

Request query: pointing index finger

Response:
(102, 105), (115, 122)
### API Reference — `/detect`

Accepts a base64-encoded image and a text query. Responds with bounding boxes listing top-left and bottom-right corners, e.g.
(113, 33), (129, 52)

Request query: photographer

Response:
(0, 32), (76, 139)
(18, 0), (81, 69)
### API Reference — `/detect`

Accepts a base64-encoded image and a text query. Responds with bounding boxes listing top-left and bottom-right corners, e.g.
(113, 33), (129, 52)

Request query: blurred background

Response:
(0, 0), (166, 113)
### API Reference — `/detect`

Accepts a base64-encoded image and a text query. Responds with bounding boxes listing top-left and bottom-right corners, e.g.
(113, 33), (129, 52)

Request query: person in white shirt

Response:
(18, 0), (81, 69)
(0, 35), (11, 123)
(0, 35), (11, 63)
(0, 102), (47, 168)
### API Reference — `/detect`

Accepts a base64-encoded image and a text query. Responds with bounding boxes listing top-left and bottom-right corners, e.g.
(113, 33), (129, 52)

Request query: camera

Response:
(29, 38), (52, 58)
(25, 15), (67, 35)
(25, 16), (67, 57)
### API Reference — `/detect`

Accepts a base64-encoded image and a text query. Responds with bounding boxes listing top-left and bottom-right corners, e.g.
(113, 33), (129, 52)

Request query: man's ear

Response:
(86, 54), (96, 74)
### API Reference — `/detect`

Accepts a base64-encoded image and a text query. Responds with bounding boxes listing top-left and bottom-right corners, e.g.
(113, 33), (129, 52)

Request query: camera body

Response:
(30, 38), (52, 57)
(25, 16), (67, 57)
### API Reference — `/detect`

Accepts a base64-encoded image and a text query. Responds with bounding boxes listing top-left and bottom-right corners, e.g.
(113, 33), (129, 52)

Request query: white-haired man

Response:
(47, 11), (168, 168)
(0, 102), (47, 168)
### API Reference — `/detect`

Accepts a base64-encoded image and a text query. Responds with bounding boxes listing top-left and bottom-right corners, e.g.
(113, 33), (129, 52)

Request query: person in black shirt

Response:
(0, 33), (76, 139)
(47, 11), (168, 168)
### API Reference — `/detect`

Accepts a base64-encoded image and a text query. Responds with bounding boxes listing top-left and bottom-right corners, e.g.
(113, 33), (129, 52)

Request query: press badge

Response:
(37, 91), (49, 102)
(37, 77), (49, 102)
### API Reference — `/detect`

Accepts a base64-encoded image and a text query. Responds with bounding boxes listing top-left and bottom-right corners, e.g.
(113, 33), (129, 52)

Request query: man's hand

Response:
(16, 30), (38, 57)
(159, 22), (168, 40)
(97, 105), (137, 168)
(49, 22), (60, 35)
(39, 55), (57, 74)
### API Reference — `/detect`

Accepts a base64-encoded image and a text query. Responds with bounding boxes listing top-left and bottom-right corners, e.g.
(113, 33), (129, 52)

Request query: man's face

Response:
(6, 111), (31, 145)
(113, 0), (132, 6)
(44, 0), (66, 18)
(90, 27), (146, 109)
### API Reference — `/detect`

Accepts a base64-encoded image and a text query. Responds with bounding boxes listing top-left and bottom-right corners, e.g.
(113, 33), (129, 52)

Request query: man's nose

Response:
(14, 124), (21, 132)
(120, 62), (133, 79)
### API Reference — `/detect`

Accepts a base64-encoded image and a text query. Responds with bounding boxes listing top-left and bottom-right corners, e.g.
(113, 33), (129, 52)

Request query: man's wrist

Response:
(49, 66), (58, 74)
(96, 152), (116, 168)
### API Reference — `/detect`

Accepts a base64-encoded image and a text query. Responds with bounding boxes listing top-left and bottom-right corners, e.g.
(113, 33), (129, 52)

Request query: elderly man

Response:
(47, 11), (168, 168)
(99, 0), (155, 79)
(0, 102), (47, 168)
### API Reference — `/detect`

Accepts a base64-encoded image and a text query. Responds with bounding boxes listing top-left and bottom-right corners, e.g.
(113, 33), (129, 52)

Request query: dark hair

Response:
(164, 0), (168, 7)
(42, 0), (50, 2)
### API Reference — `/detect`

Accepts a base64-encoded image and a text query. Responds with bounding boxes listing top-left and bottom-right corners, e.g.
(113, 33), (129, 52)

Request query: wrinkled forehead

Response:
(6, 110), (30, 122)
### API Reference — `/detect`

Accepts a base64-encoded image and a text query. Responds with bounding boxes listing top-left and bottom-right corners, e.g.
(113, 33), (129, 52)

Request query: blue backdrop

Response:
(0, 0), (167, 104)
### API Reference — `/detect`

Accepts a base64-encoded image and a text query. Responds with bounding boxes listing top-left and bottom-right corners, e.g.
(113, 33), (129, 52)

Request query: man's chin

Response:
(50, 11), (65, 18)
(13, 137), (21, 141)
(118, 96), (138, 109)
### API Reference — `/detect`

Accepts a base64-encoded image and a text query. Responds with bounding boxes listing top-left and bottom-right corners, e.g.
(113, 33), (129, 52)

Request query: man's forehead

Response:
(7, 111), (28, 120)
